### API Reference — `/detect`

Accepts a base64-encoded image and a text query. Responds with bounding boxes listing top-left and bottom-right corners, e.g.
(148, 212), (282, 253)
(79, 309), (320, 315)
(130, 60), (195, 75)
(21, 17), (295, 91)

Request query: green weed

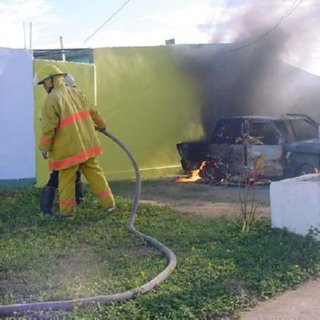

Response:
(1, 186), (320, 319)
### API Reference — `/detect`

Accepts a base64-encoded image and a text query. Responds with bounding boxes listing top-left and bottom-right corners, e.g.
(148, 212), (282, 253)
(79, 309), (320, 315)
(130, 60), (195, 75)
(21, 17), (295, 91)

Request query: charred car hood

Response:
(284, 139), (320, 154)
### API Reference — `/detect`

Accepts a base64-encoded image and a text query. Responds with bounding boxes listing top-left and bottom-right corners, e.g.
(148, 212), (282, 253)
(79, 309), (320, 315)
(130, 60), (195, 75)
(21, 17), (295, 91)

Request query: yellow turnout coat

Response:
(39, 81), (106, 171)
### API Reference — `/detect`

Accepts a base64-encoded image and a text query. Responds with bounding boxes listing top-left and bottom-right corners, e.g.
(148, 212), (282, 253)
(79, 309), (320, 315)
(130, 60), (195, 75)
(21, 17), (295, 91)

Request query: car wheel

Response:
(200, 164), (216, 179)
(200, 162), (226, 182)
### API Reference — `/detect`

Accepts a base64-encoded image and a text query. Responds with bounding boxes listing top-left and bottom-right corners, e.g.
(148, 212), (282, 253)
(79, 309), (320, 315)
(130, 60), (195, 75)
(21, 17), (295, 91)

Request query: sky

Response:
(1, 0), (320, 75)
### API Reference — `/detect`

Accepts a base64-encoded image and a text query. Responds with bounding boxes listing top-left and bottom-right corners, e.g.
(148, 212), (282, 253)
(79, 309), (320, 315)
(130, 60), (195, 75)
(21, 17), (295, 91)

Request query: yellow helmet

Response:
(36, 65), (67, 85)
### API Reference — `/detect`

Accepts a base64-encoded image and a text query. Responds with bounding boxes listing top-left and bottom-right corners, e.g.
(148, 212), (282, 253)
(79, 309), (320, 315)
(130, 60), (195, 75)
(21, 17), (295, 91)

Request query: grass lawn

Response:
(1, 185), (320, 319)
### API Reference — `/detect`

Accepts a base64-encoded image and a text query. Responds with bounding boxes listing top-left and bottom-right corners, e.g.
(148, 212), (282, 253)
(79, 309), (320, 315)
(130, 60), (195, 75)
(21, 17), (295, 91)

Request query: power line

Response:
(222, 0), (304, 53)
(81, 0), (132, 46)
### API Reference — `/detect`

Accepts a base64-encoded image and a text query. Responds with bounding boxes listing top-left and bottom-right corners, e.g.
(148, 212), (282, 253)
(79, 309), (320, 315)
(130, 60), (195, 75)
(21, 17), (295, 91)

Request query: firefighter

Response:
(64, 73), (76, 88)
(40, 73), (84, 214)
(36, 64), (115, 217)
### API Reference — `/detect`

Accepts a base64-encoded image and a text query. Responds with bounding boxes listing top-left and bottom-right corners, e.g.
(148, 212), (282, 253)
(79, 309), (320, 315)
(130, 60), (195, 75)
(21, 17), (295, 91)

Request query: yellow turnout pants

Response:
(58, 157), (115, 214)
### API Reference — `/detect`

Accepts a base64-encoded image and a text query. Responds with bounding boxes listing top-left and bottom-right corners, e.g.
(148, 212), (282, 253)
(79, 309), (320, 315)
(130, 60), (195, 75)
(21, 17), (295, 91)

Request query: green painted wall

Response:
(93, 46), (204, 180)
(33, 47), (205, 186)
(34, 60), (96, 187)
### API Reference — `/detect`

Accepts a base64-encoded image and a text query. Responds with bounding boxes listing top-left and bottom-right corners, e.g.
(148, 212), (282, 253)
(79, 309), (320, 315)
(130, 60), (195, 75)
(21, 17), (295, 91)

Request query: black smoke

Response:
(174, 0), (320, 138)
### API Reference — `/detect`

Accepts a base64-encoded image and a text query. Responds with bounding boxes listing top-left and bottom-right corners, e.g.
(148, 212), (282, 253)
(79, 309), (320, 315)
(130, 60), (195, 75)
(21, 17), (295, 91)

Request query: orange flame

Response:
(176, 161), (206, 183)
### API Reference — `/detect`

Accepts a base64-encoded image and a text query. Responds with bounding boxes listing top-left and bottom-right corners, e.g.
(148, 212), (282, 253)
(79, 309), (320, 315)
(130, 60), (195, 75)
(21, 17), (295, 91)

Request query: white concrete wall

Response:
(0, 48), (35, 180)
(270, 174), (320, 240)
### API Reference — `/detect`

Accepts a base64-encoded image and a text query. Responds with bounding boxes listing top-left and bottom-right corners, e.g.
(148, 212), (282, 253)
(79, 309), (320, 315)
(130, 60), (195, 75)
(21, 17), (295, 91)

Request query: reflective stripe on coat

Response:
(39, 82), (106, 170)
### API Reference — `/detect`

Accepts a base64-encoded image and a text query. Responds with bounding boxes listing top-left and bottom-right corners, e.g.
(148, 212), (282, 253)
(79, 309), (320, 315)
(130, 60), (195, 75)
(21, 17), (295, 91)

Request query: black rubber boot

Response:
(76, 181), (84, 205)
(40, 186), (56, 214)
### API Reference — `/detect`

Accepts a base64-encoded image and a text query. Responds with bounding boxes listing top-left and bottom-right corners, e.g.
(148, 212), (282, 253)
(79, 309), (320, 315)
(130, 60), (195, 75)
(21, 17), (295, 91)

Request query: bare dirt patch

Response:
(127, 177), (271, 219)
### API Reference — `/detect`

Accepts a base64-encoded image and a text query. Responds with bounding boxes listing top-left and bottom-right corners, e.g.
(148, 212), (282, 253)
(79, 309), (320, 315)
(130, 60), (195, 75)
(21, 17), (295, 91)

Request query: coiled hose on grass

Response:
(0, 129), (177, 317)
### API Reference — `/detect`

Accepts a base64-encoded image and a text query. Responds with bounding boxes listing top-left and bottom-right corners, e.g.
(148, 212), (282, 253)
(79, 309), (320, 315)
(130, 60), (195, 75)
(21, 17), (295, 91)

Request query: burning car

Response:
(176, 114), (320, 183)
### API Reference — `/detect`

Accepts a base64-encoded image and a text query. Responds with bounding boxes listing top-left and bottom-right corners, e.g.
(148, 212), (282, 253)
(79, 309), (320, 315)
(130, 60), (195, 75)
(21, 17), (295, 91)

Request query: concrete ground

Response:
(240, 278), (320, 320)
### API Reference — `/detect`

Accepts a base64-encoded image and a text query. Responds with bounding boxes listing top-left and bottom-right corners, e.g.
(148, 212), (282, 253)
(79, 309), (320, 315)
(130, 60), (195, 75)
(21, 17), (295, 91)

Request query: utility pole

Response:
(23, 22), (26, 49)
(29, 22), (32, 50)
(60, 36), (66, 61)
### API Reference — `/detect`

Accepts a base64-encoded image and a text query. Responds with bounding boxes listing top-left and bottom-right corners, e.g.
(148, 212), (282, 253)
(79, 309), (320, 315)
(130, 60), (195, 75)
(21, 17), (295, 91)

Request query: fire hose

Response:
(0, 129), (177, 317)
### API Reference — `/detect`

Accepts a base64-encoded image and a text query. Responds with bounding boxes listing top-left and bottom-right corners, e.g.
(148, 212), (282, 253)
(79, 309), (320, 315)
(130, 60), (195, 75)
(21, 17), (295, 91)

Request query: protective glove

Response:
(95, 126), (106, 133)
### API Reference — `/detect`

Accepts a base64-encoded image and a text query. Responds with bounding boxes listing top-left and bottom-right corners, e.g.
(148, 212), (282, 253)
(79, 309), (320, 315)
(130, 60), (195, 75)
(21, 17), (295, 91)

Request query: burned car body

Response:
(177, 114), (320, 182)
